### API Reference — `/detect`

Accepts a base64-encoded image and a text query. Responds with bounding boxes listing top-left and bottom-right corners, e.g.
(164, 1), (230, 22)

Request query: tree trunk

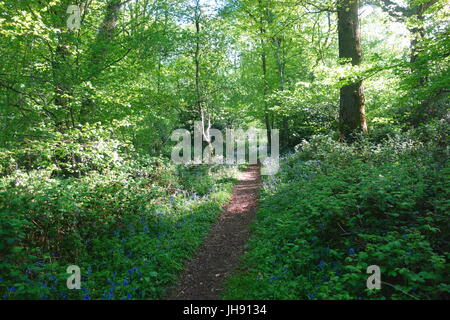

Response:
(81, 0), (128, 123)
(193, 1), (212, 154)
(275, 37), (289, 149)
(337, 0), (367, 140)
(259, 0), (272, 150)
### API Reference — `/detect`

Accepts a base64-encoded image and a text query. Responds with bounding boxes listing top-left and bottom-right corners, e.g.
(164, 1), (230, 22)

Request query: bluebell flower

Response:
(104, 293), (114, 300)
(127, 293), (132, 299)
(83, 295), (91, 300)
(307, 293), (315, 300)
(311, 236), (318, 242)
(128, 267), (138, 275)
(0, 277), (4, 283)
(49, 275), (56, 281)
(7, 287), (16, 293)
(348, 248), (355, 255)
(123, 278), (130, 286)
(317, 260), (325, 269)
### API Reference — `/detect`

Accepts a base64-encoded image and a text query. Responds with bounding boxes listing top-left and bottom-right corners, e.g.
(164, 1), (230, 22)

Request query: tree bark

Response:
(275, 37), (289, 149)
(258, 0), (272, 150)
(193, 1), (212, 154)
(337, 0), (367, 140)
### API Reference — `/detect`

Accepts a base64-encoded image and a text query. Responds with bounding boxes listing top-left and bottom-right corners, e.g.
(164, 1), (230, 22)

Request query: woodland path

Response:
(165, 165), (261, 300)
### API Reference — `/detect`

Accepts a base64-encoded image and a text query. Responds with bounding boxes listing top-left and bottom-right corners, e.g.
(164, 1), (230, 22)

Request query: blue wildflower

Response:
(123, 278), (130, 286)
(7, 287), (16, 293)
(317, 260), (326, 269)
(348, 248), (356, 255)
(128, 267), (138, 275)
(104, 293), (114, 300)
(307, 293), (315, 300)
(83, 295), (91, 300)
(127, 293), (132, 299)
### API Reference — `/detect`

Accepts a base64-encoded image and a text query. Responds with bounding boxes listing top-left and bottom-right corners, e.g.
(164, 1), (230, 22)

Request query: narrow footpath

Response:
(166, 165), (261, 300)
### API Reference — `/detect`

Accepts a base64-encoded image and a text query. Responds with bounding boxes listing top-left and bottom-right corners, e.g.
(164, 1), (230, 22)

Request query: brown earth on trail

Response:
(165, 164), (261, 300)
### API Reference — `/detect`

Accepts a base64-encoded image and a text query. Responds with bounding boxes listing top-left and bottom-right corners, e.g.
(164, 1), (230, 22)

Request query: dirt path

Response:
(165, 165), (261, 300)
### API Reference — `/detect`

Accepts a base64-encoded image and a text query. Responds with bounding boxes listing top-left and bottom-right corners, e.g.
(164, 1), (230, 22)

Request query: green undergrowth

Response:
(223, 122), (449, 300)
(0, 125), (239, 300)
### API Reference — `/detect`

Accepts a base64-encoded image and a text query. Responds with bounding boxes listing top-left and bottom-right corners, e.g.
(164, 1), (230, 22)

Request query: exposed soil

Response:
(165, 164), (261, 300)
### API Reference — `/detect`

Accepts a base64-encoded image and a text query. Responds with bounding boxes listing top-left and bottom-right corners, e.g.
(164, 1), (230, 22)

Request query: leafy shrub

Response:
(224, 130), (449, 300)
(6, 123), (127, 178)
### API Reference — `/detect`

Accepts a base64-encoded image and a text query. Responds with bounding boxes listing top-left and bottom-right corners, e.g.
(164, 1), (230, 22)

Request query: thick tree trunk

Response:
(91, 0), (124, 66)
(337, 0), (367, 140)
(81, 0), (128, 123)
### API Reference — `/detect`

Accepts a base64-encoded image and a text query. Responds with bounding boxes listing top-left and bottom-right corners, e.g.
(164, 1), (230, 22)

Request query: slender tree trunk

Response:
(195, 8), (201, 116)
(275, 37), (289, 149)
(51, 1), (76, 130)
(193, 1), (212, 154)
(337, 0), (367, 140)
(258, 0), (271, 150)
(375, 0), (435, 123)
